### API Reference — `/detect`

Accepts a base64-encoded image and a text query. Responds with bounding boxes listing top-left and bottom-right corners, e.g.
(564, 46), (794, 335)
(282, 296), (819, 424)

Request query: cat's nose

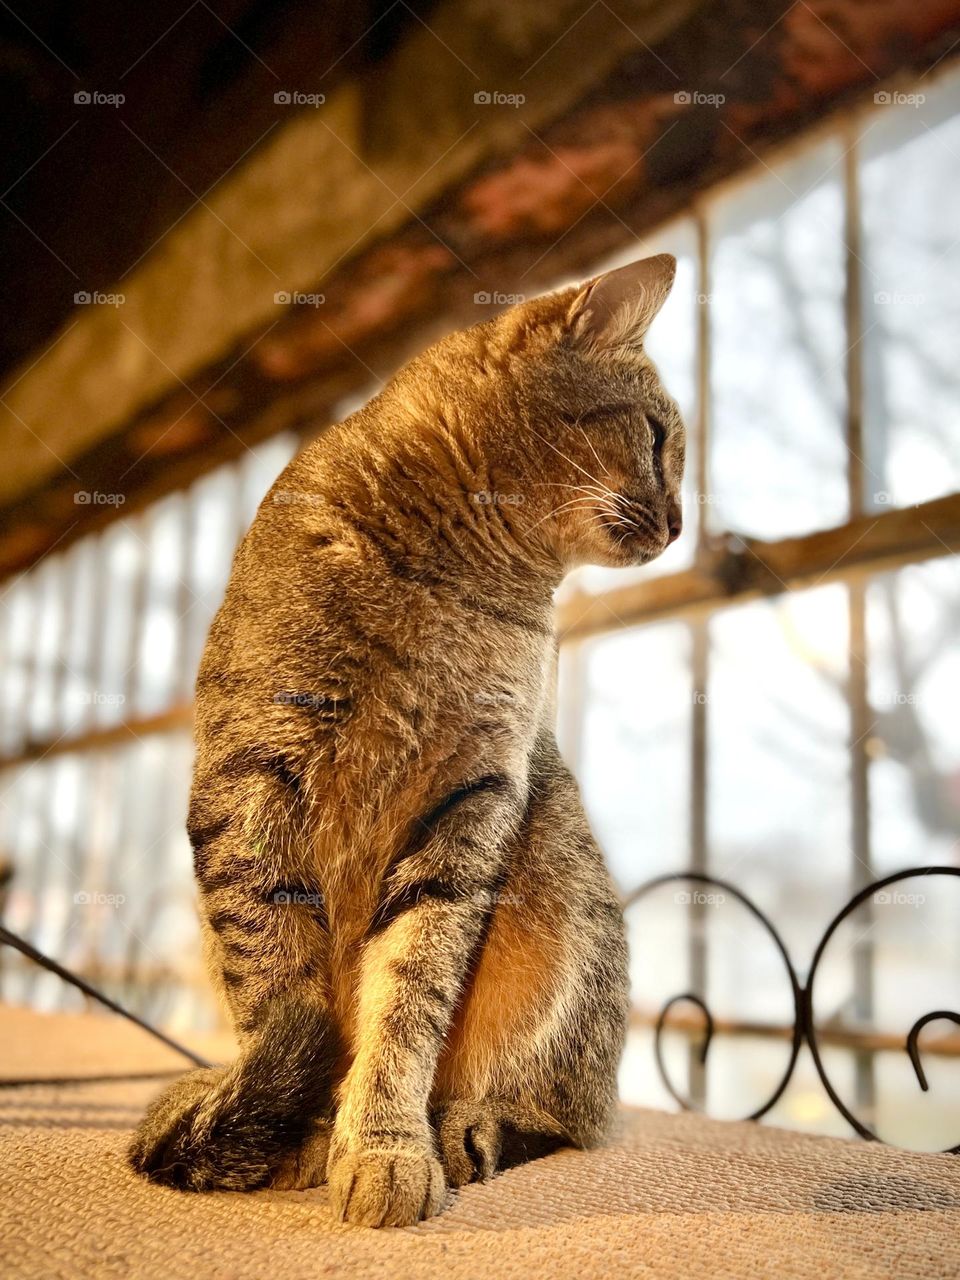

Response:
(666, 502), (682, 544)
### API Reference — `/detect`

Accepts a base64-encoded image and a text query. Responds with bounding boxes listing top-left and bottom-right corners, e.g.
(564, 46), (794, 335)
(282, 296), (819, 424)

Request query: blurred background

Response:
(0, 1), (958, 1150)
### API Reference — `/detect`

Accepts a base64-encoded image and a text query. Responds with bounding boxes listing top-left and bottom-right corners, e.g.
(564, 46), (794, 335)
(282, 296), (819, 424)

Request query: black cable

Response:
(0, 923), (210, 1069)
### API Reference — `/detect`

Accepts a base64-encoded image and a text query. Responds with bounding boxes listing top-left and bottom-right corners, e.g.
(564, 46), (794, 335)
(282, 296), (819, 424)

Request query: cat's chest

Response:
(312, 625), (552, 823)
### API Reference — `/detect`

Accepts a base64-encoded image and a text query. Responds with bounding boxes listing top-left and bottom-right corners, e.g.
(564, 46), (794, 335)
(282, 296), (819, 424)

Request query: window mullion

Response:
(844, 116), (876, 1116)
(844, 116), (866, 520)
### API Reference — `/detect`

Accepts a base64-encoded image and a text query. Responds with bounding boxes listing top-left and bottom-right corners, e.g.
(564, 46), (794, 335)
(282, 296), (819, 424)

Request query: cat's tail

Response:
(129, 997), (340, 1191)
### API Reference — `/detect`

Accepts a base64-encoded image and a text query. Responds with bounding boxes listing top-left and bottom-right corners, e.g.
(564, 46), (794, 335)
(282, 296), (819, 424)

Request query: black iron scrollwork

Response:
(626, 865), (960, 1153)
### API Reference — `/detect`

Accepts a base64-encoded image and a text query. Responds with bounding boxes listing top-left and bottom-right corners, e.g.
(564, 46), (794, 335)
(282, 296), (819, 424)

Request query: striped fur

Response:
(129, 254), (683, 1226)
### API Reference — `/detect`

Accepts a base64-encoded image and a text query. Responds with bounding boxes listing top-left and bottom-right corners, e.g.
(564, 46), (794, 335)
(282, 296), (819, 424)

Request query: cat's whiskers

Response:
(525, 492), (607, 534)
(617, 498), (660, 538)
(531, 481), (615, 507)
(526, 422), (620, 502)
(532, 482), (649, 539)
(532, 482), (610, 494)
(594, 500), (651, 539)
(577, 423), (610, 481)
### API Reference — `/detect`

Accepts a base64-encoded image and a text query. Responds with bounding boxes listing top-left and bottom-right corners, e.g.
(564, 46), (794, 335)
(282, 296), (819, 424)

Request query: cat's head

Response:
(483, 254), (685, 571)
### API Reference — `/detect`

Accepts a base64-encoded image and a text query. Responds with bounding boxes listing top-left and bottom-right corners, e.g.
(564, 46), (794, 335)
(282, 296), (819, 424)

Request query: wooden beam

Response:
(557, 492), (960, 642)
(4, 496), (956, 770)
(0, 0), (702, 510)
(629, 1006), (960, 1059)
(1, 0), (959, 583)
(0, 704), (194, 770)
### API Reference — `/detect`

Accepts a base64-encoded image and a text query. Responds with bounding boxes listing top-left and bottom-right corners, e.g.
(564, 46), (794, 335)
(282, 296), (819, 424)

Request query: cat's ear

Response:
(567, 253), (676, 353)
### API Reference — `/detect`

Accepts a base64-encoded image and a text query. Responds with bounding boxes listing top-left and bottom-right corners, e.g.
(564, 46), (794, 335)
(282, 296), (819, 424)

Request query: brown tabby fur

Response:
(129, 254), (684, 1227)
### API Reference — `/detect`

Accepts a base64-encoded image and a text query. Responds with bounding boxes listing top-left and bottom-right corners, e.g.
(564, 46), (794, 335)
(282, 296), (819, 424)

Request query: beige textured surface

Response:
(2, 1007), (960, 1278)
(0, 1005), (237, 1082)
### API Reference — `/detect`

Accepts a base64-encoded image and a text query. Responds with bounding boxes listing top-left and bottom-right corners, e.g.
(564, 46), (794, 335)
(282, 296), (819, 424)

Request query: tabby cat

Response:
(129, 253), (683, 1227)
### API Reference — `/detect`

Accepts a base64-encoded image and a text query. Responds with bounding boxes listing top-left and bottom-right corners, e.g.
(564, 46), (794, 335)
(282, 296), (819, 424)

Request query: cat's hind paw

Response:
(435, 1097), (569, 1187)
(436, 1100), (503, 1188)
(129, 1067), (275, 1192)
(269, 1118), (332, 1190)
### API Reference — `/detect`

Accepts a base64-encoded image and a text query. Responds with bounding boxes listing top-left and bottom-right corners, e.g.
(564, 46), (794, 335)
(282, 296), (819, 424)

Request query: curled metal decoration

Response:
(626, 871), (804, 1122)
(907, 1012), (960, 1093)
(653, 993), (714, 1111)
(625, 865), (960, 1153)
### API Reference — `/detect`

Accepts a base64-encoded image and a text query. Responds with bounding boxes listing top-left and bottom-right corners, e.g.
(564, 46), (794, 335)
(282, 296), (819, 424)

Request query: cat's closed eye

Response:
(648, 416), (667, 453)
(558, 403), (634, 429)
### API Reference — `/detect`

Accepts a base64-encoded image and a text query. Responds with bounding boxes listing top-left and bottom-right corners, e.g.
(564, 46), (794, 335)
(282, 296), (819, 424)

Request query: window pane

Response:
(860, 68), (960, 509)
(95, 522), (144, 726)
(26, 557), (64, 743)
(709, 139), (848, 538)
(61, 538), (100, 737)
(867, 556), (960, 873)
(0, 576), (32, 755)
(566, 620), (692, 893)
(707, 584), (851, 964)
(134, 496), (185, 717)
(181, 466), (242, 691)
(0, 734), (214, 1026)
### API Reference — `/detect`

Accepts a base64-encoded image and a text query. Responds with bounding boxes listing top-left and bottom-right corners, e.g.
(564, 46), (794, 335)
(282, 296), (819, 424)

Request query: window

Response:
(859, 72), (960, 509)
(709, 138), (848, 538)
(0, 68), (957, 1146)
(559, 66), (960, 1150)
(0, 436), (299, 1030)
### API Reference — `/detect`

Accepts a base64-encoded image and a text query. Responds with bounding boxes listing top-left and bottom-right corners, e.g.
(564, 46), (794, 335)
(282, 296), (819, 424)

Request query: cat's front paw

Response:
(327, 1144), (446, 1227)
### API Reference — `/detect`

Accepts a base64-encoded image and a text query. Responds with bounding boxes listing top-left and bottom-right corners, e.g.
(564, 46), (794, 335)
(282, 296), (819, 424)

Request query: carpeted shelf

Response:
(1, 1007), (958, 1279)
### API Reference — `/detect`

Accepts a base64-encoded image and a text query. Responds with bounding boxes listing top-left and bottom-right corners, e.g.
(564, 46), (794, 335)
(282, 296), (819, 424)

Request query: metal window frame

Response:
(0, 77), (959, 1047)
(560, 84), (960, 1112)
